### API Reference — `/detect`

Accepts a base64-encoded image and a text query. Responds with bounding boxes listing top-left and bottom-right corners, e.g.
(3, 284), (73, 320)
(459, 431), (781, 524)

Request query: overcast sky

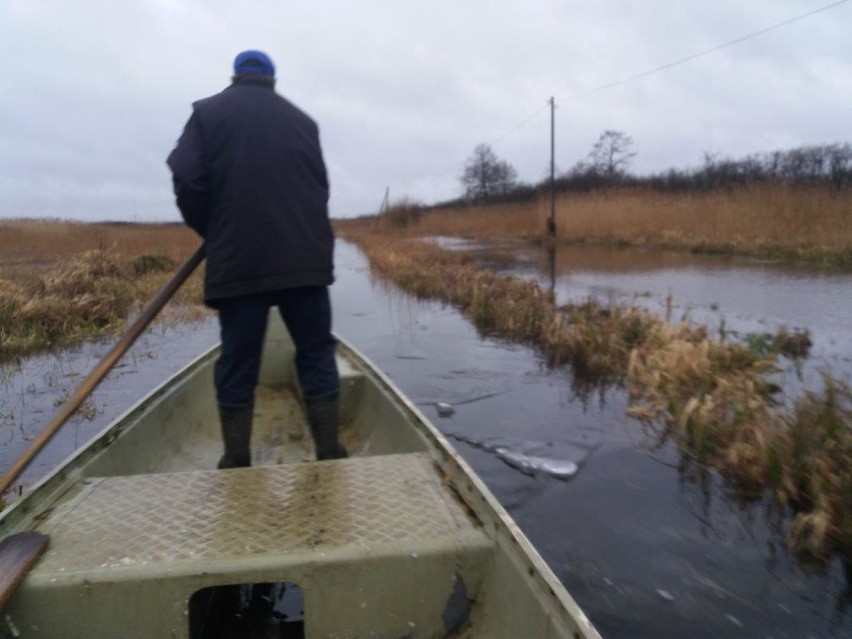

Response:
(1, 0), (850, 221)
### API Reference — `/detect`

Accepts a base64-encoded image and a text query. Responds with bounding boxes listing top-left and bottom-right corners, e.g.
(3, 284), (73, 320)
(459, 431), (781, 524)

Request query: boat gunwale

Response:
(0, 342), (221, 529)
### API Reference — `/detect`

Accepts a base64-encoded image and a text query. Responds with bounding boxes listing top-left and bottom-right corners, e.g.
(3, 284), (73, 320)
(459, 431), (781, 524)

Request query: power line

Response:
(565, 0), (850, 100)
(429, 101), (550, 181)
(403, 0), (849, 198)
(489, 102), (550, 147)
(488, 0), (850, 144)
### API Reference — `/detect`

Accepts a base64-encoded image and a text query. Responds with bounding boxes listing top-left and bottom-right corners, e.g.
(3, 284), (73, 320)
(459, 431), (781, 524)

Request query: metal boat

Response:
(0, 313), (601, 638)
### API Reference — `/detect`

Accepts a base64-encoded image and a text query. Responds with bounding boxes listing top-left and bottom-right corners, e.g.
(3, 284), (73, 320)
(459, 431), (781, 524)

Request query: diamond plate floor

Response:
(32, 453), (486, 578)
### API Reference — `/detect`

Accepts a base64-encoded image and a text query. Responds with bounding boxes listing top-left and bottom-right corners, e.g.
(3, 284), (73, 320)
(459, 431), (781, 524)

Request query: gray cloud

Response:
(1, 0), (849, 221)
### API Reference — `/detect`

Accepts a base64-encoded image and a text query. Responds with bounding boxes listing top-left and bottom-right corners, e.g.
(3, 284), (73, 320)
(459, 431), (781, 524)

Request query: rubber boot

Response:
(217, 403), (253, 469)
(304, 392), (348, 461)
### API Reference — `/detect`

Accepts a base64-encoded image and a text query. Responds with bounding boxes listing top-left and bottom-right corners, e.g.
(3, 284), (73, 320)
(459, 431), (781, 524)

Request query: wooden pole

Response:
(0, 532), (49, 608)
(548, 96), (557, 238)
(0, 244), (206, 496)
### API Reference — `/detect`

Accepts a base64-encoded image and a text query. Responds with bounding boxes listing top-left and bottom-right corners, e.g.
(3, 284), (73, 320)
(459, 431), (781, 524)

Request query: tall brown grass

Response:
(0, 221), (206, 359)
(343, 183), (852, 266)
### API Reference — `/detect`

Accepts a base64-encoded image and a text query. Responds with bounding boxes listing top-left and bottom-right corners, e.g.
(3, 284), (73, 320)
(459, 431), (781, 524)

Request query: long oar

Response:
(0, 243), (206, 496)
(0, 531), (49, 609)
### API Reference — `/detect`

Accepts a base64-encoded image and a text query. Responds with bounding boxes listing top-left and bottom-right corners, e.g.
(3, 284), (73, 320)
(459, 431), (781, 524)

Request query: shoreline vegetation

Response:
(0, 220), (207, 360)
(336, 185), (851, 564)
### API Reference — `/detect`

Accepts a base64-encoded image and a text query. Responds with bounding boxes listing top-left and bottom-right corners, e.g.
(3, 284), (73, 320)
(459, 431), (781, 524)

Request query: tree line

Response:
(452, 132), (852, 208)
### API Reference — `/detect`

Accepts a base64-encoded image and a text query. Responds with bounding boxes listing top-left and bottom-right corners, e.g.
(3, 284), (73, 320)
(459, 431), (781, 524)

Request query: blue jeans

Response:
(214, 287), (339, 406)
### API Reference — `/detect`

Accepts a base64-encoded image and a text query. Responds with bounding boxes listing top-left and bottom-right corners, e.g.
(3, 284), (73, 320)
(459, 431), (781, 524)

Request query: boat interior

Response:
(1, 315), (596, 639)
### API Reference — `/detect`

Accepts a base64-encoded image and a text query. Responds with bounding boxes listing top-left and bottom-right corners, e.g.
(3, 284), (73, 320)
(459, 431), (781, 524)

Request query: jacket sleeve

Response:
(313, 123), (330, 196)
(166, 110), (211, 237)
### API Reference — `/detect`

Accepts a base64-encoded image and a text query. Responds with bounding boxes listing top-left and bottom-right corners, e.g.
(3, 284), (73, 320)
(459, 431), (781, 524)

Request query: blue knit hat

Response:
(233, 50), (275, 77)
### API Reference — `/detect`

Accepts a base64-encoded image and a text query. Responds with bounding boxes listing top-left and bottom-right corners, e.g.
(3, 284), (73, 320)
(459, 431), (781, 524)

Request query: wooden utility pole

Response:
(379, 187), (390, 214)
(373, 187), (390, 229)
(547, 97), (557, 238)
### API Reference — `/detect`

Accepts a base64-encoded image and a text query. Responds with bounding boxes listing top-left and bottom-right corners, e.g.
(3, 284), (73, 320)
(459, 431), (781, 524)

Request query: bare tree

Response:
(461, 144), (518, 200)
(588, 130), (636, 179)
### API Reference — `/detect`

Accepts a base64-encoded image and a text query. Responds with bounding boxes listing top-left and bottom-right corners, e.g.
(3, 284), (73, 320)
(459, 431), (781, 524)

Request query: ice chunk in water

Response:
(495, 448), (578, 480)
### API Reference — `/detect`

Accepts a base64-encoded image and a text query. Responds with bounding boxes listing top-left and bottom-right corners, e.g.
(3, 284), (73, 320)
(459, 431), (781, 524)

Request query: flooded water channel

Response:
(2, 239), (851, 638)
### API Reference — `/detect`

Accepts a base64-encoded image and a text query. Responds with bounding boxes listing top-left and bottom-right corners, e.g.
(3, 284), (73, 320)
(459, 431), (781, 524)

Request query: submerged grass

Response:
(784, 376), (852, 561)
(344, 229), (852, 562)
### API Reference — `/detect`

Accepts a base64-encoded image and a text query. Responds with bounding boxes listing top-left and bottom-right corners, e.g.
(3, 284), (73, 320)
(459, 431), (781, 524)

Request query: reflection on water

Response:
(1, 240), (850, 638)
(541, 245), (851, 337)
(546, 244), (849, 344)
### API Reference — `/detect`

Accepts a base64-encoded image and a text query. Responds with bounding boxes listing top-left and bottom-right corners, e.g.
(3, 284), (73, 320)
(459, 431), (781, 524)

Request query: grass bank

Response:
(0, 221), (207, 360)
(341, 229), (851, 563)
(341, 183), (852, 267)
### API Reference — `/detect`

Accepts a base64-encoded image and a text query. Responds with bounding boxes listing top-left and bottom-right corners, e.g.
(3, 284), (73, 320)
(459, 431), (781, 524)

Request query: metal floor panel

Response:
(32, 453), (485, 578)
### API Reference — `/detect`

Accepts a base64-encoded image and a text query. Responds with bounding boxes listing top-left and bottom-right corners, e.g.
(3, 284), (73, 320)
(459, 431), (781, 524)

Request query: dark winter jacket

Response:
(167, 76), (334, 307)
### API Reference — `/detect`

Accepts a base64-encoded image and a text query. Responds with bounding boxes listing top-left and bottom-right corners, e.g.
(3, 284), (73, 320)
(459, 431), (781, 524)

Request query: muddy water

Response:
(2, 240), (851, 638)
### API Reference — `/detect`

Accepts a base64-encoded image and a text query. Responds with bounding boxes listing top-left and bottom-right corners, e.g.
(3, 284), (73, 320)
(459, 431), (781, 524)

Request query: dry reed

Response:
(0, 222), (207, 359)
(341, 183), (852, 266)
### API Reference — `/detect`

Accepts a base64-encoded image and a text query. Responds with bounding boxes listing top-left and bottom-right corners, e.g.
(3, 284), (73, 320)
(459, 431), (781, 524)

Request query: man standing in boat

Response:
(166, 50), (346, 467)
